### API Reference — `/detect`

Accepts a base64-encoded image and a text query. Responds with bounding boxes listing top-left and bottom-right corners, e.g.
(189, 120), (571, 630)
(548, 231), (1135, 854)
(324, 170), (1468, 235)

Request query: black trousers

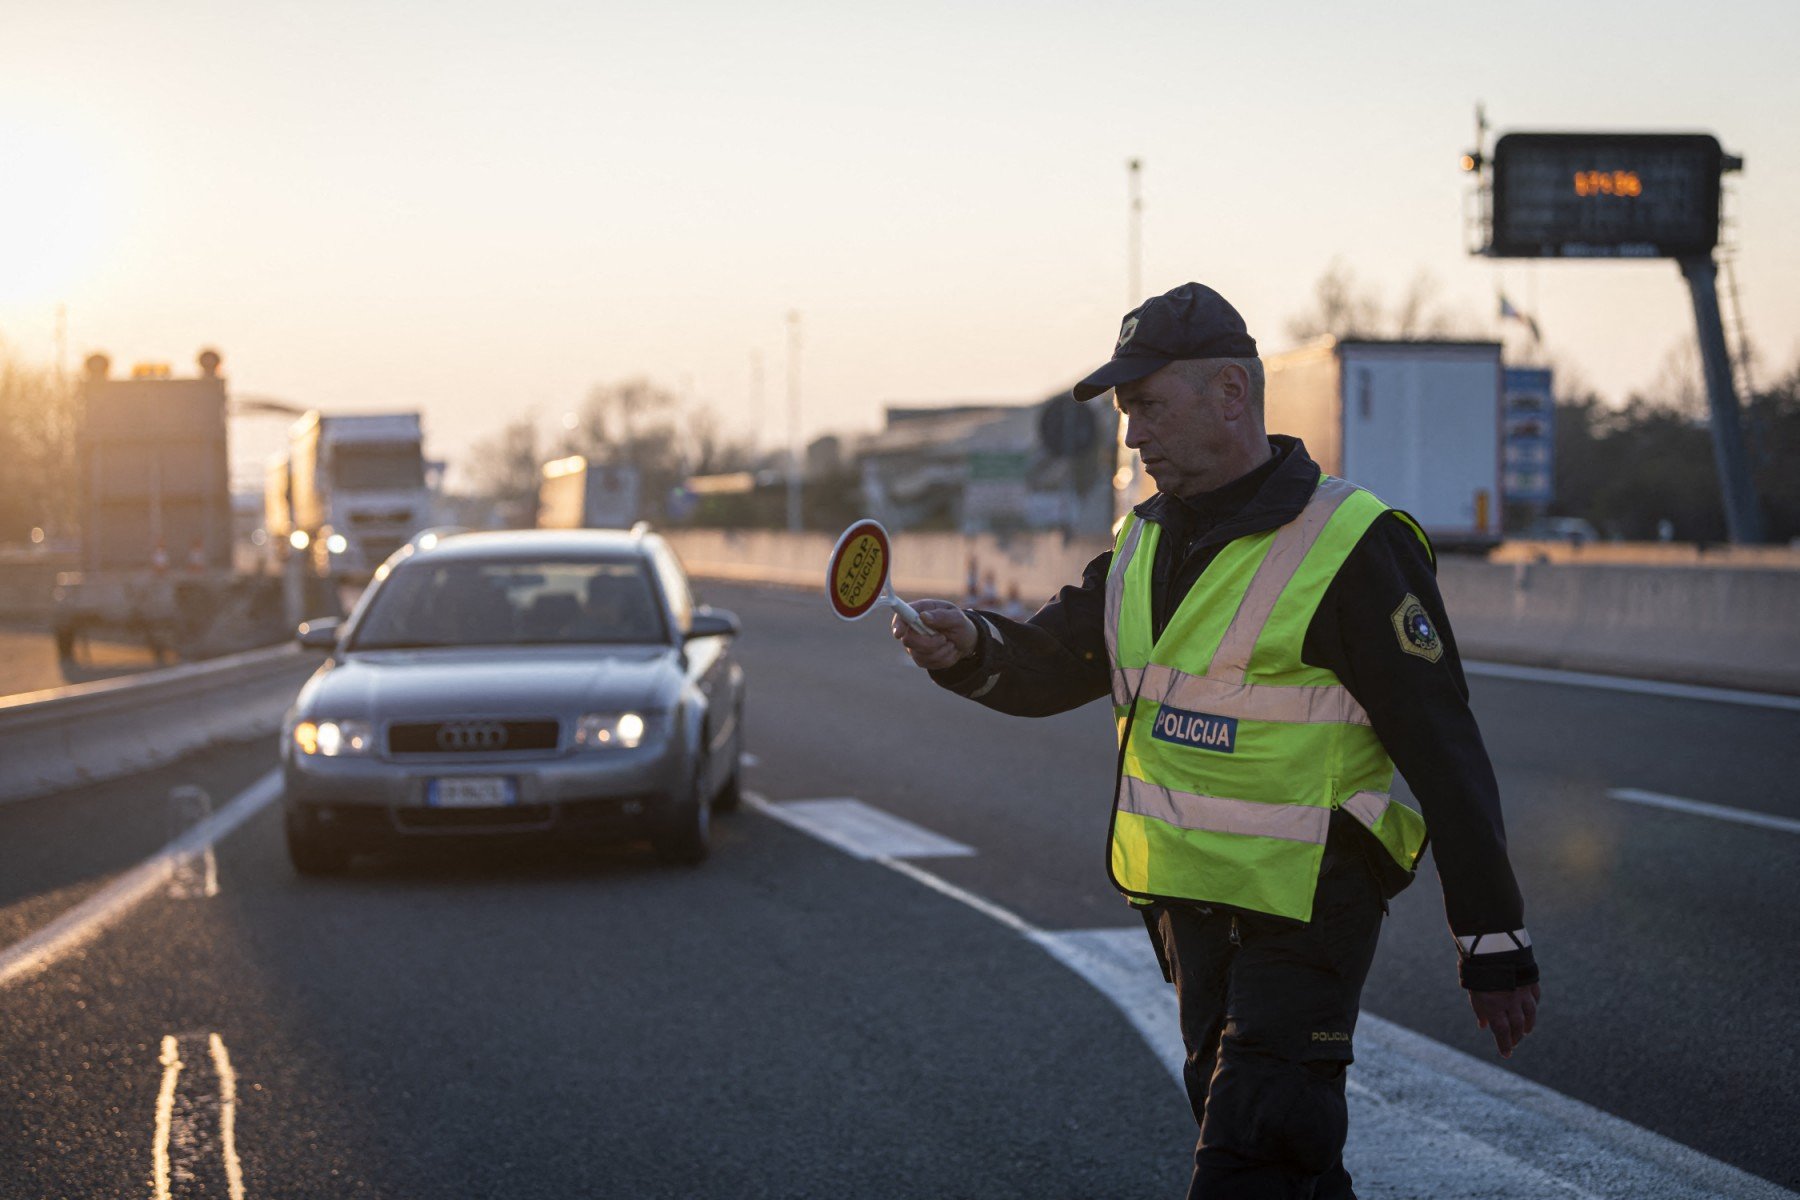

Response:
(1142, 831), (1386, 1200)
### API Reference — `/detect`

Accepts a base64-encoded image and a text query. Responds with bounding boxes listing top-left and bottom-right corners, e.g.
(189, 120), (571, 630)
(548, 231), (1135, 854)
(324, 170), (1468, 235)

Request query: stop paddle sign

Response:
(826, 519), (930, 635)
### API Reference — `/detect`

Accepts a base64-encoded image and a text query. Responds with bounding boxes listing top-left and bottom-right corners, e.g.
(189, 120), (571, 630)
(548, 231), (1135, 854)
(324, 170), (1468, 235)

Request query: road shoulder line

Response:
(1465, 660), (1800, 711)
(1610, 787), (1800, 835)
(748, 791), (1797, 1200)
(0, 769), (281, 989)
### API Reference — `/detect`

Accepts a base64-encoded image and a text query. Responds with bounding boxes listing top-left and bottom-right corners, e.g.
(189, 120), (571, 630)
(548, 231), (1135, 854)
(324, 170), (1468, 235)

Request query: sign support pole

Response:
(1678, 255), (1765, 543)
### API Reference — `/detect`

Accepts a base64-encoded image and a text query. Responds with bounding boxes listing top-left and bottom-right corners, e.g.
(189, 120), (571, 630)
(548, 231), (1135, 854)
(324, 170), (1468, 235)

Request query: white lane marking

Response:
(763, 798), (976, 859)
(752, 791), (1798, 1200)
(169, 845), (220, 901)
(209, 1033), (246, 1200)
(1465, 660), (1800, 712)
(153, 1035), (183, 1200)
(0, 769), (281, 989)
(1609, 787), (1800, 835)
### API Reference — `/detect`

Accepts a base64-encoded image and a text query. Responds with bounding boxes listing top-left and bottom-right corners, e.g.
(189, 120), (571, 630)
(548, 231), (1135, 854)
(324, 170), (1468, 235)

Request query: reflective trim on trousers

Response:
(1139, 663), (1372, 726)
(1120, 776), (1331, 845)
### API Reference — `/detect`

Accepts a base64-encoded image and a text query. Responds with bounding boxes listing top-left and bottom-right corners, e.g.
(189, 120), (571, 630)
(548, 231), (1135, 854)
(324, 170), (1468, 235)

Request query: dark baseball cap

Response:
(1072, 282), (1259, 402)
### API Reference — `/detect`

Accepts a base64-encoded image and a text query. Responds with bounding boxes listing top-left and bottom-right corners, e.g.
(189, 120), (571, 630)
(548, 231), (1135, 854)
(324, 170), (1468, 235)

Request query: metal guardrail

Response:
(0, 642), (324, 806)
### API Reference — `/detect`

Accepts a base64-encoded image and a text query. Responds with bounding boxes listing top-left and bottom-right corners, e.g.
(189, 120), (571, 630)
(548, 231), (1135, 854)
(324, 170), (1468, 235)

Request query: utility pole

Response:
(786, 311), (802, 533)
(749, 350), (764, 455)
(1127, 158), (1143, 305)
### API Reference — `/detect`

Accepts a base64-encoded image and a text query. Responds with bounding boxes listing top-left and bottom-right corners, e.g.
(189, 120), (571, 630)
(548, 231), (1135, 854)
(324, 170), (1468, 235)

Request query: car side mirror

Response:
(684, 608), (740, 640)
(297, 618), (343, 650)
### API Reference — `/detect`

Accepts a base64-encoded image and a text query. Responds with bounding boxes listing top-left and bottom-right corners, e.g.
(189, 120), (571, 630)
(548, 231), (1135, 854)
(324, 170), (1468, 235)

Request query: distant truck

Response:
(1263, 338), (1503, 550)
(53, 351), (281, 661)
(537, 456), (641, 530)
(277, 411), (431, 581)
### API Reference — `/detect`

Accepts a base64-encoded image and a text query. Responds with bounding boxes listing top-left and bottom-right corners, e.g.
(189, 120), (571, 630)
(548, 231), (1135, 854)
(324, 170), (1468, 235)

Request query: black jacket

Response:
(931, 437), (1538, 991)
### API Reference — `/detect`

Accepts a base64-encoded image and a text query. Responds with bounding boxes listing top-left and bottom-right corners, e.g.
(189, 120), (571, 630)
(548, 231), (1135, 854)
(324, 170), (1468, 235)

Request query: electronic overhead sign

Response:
(1489, 133), (1723, 259)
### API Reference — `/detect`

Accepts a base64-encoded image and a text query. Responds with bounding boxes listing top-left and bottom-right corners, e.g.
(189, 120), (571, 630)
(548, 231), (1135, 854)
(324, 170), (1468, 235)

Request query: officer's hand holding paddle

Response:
(892, 600), (976, 670)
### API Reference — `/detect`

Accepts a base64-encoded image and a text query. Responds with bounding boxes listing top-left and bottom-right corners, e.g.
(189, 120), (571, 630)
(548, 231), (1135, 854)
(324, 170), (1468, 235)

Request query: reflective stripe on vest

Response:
(1105, 474), (1429, 922)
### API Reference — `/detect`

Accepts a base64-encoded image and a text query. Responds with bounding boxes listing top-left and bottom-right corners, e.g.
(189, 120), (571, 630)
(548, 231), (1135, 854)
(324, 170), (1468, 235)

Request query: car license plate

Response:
(428, 777), (516, 808)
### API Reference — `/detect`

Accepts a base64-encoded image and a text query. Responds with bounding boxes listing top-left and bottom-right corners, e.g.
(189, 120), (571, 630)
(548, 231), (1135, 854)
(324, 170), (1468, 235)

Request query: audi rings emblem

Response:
(437, 722), (508, 752)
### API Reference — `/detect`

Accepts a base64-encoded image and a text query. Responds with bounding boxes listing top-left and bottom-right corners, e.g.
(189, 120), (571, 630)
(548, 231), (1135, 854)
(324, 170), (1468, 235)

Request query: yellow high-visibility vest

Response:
(1105, 474), (1429, 922)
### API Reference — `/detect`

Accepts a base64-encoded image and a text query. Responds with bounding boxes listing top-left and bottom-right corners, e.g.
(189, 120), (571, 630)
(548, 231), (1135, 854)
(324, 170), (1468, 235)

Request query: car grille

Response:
(387, 720), (561, 755)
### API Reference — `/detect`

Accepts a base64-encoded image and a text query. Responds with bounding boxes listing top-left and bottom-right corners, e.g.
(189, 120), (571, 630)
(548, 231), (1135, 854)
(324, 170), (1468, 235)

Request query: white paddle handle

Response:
(884, 586), (932, 636)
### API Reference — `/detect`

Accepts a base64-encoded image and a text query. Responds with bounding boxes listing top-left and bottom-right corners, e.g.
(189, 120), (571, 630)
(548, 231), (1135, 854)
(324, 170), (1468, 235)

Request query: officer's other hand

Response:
(892, 599), (976, 670)
(1469, 983), (1540, 1058)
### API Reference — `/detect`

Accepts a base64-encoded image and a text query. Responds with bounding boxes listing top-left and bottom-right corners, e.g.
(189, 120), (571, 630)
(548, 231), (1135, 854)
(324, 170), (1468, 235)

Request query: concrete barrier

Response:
(0, 642), (324, 806)
(1437, 559), (1800, 694)
(669, 530), (1800, 695)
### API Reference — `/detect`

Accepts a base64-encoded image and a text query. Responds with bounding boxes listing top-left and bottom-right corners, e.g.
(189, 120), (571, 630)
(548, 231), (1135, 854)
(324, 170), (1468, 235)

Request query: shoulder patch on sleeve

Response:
(1391, 593), (1444, 662)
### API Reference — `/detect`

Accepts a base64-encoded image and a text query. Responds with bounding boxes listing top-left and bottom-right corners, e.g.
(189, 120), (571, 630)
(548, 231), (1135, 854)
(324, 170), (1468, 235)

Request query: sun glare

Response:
(0, 123), (112, 304)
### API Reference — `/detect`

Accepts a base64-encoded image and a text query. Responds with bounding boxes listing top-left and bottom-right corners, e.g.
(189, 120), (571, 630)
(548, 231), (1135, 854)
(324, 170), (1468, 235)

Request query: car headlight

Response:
(293, 719), (375, 757)
(574, 711), (648, 750)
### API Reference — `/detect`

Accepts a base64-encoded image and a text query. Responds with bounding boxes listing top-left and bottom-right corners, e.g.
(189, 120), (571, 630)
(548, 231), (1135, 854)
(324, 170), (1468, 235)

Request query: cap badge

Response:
(1117, 316), (1140, 349)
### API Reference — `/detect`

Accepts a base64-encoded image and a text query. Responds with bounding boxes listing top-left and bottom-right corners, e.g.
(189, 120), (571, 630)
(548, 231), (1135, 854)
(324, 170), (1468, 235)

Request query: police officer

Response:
(893, 282), (1540, 1199)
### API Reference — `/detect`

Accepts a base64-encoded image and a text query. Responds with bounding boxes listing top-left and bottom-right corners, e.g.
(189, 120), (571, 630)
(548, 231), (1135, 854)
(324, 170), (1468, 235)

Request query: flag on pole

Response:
(1498, 294), (1541, 343)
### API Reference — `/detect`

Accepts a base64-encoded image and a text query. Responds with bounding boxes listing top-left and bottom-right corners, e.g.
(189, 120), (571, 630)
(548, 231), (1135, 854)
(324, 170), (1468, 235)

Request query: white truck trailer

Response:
(284, 412), (431, 581)
(1263, 338), (1503, 550)
(537, 456), (642, 530)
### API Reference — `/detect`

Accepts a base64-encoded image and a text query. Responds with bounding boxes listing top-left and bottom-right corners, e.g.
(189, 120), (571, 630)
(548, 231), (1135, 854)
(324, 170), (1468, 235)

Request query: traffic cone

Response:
(187, 537), (207, 572)
(151, 541), (169, 572)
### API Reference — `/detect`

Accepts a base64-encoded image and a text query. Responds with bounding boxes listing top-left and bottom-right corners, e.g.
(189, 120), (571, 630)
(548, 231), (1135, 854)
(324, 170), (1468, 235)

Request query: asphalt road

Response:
(1, 579), (1795, 1195)
(709, 581), (1800, 1190)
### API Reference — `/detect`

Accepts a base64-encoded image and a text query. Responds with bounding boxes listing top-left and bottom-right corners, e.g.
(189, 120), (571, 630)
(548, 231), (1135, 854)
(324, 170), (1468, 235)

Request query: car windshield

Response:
(351, 557), (666, 649)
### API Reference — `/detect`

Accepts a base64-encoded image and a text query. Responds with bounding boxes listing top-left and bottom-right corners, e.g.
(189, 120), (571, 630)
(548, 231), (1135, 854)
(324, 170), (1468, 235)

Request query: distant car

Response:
(280, 528), (745, 873)
(1523, 516), (1600, 546)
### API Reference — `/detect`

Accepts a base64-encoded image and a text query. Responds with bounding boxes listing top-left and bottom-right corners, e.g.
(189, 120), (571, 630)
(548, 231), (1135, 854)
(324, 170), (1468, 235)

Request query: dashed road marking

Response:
(0, 770), (280, 989)
(1609, 787), (1800, 835)
(762, 797), (976, 859)
(750, 791), (1797, 1200)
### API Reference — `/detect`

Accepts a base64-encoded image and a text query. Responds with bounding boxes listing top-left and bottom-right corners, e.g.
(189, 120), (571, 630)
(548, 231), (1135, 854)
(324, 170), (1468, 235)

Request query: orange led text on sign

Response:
(1573, 170), (1642, 198)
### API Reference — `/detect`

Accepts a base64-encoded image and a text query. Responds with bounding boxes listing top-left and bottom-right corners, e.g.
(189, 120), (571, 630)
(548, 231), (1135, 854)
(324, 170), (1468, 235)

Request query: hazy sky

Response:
(3, 0), (1797, 487)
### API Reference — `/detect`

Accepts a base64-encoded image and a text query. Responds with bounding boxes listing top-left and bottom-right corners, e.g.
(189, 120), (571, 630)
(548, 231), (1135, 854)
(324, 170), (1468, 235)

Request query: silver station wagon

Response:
(280, 528), (745, 873)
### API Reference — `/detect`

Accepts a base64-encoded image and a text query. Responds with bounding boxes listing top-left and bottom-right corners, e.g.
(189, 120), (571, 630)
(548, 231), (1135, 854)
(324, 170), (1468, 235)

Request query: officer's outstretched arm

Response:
(892, 599), (976, 671)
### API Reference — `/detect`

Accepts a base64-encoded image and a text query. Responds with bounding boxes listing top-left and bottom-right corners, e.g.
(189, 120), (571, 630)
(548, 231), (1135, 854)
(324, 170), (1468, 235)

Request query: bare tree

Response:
(1285, 260), (1384, 342)
(1650, 340), (1709, 422)
(0, 343), (78, 543)
(1286, 263), (1474, 343)
(464, 417), (541, 516)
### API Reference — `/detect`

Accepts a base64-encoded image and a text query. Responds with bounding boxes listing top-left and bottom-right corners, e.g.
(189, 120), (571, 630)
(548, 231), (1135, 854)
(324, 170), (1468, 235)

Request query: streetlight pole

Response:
(786, 311), (802, 533)
(1127, 158), (1143, 305)
(749, 350), (764, 455)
